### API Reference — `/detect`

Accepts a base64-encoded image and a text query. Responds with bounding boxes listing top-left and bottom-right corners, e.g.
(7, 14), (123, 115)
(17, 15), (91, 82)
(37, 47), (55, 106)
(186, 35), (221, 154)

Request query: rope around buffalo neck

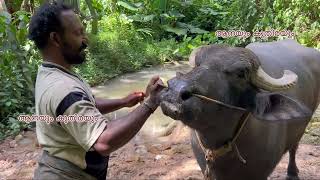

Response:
(191, 94), (250, 179)
(195, 112), (250, 179)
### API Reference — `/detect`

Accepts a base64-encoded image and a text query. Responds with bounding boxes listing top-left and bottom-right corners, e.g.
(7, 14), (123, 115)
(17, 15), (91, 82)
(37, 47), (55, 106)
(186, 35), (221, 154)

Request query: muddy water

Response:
(91, 62), (192, 137)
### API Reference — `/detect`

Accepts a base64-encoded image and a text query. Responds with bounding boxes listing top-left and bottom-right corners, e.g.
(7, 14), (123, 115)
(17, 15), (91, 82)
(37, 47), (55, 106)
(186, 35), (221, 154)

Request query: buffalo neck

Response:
(197, 111), (248, 150)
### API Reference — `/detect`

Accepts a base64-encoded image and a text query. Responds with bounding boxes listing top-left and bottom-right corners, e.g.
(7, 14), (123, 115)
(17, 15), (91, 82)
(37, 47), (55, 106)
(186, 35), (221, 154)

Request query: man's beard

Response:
(61, 42), (87, 65)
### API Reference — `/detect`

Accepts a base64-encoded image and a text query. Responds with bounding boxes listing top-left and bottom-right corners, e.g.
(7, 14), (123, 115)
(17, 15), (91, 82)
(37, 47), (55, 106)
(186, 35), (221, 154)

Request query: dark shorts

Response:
(33, 150), (107, 180)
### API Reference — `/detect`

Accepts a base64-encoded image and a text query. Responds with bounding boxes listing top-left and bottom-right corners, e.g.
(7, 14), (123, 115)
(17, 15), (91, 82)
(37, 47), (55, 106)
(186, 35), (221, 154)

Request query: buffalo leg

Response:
(286, 144), (299, 180)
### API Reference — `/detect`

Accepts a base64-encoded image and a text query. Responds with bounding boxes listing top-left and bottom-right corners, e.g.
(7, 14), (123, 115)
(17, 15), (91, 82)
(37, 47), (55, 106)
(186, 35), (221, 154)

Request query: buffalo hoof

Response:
(286, 175), (300, 180)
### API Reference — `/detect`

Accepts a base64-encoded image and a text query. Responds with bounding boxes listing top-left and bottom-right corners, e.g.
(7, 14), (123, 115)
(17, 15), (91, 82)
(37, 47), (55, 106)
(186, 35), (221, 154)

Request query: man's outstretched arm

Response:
(95, 92), (145, 114)
(93, 98), (155, 156)
(93, 76), (163, 156)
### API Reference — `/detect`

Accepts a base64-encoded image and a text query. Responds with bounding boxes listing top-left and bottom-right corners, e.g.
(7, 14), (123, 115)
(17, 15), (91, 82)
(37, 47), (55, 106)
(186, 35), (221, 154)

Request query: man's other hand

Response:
(123, 92), (145, 107)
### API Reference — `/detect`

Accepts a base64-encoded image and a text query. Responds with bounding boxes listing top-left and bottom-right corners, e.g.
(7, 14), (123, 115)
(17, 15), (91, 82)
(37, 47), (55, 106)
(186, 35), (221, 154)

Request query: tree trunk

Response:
(85, 0), (98, 34)
(20, 0), (34, 13)
(92, 19), (98, 34)
(0, 0), (7, 12)
(30, 0), (34, 12)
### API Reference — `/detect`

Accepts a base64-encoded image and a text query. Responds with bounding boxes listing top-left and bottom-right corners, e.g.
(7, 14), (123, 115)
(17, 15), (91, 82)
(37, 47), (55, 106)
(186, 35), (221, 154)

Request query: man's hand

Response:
(145, 76), (165, 108)
(123, 92), (145, 107)
(95, 92), (144, 114)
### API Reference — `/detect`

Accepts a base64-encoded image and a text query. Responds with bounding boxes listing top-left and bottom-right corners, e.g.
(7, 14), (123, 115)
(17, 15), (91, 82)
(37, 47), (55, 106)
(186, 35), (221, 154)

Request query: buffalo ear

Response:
(254, 92), (312, 121)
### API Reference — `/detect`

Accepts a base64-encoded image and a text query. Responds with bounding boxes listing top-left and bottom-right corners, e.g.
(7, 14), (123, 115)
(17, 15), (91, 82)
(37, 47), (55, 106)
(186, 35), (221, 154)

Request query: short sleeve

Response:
(59, 100), (108, 151)
(42, 79), (107, 152)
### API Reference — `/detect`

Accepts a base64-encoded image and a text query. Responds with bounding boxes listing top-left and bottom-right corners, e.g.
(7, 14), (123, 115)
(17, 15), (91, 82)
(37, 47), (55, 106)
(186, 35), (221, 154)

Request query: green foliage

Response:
(116, 0), (213, 38)
(221, 0), (320, 47)
(76, 14), (161, 85)
(0, 11), (39, 140)
(4, 0), (24, 12)
(272, 0), (320, 48)
(117, 1), (143, 11)
(75, 0), (319, 87)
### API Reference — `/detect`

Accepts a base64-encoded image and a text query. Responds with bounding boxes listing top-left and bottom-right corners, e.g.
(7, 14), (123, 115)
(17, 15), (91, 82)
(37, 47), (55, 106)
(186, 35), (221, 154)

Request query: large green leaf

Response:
(162, 25), (187, 35)
(160, 13), (170, 18)
(176, 22), (209, 34)
(161, 10), (185, 20)
(168, 10), (185, 18)
(136, 28), (153, 37)
(117, 1), (143, 11)
(127, 14), (155, 22)
(199, 7), (228, 16)
(5, 101), (11, 107)
(189, 27), (209, 34)
(0, 11), (11, 25)
(151, 0), (167, 13)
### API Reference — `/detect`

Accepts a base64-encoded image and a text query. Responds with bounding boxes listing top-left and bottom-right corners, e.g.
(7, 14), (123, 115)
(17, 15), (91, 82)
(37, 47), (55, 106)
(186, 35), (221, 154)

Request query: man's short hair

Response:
(28, 1), (72, 50)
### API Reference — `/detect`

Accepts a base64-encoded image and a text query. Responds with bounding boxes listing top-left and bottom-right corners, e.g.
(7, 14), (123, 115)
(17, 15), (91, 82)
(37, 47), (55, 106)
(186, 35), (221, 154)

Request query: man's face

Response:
(59, 10), (88, 65)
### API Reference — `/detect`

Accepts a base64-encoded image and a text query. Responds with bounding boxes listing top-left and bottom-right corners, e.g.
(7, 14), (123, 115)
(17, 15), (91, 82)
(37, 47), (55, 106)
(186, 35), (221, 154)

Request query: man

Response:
(28, 1), (164, 180)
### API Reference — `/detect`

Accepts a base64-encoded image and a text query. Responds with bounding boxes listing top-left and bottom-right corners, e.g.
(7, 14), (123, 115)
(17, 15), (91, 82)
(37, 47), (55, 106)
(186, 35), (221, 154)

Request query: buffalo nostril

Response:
(181, 90), (192, 101)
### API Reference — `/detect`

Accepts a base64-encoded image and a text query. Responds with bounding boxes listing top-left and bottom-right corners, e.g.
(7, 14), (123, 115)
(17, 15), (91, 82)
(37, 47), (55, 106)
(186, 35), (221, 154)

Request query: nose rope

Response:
(159, 84), (246, 111)
(191, 94), (246, 111)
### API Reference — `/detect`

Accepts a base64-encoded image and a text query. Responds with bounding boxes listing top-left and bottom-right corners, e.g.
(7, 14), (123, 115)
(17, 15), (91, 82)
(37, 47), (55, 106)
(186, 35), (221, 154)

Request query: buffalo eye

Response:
(223, 61), (251, 80)
(236, 69), (246, 78)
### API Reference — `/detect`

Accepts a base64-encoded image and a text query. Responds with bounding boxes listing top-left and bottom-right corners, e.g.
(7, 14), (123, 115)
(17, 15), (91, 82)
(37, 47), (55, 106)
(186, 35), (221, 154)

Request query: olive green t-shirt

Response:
(35, 62), (108, 170)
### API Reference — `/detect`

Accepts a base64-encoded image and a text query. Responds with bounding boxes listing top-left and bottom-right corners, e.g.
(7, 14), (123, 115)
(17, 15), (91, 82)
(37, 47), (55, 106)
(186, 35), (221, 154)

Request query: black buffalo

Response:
(160, 39), (320, 180)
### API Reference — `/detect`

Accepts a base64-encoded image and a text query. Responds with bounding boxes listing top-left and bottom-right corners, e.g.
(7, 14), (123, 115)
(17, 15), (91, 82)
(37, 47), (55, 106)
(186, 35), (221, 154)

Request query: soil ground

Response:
(0, 117), (319, 180)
